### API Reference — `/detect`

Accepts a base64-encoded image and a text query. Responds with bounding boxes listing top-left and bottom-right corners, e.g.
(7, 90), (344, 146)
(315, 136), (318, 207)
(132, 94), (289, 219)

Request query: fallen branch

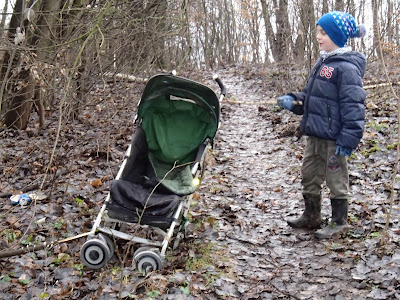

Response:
(364, 81), (400, 90)
(0, 184), (39, 199)
(222, 98), (302, 105)
(103, 72), (148, 83)
(0, 232), (91, 259)
(0, 243), (48, 259)
(103, 71), (398, 91)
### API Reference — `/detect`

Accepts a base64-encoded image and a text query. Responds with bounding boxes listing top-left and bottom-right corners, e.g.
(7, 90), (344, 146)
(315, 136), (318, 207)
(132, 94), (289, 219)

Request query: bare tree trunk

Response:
(57, 0), (90, 120)
(146, 0), (168, 69)
(208, 2), (217, 68)
(201, 0), (210, 69)
(387, 0), (393, 42)
(372, 0), (379, 57)
(346, 0), (355, 13)
(0, 0), (8, 30)
(308, 1), (319, 63)
(0, 0), (9, 76)
(250, 4), (260, 63)
(322, 0), (329, 14)
(222, 0), (235, 64)
(358, 0), (367, 53)
(335, 0), (344, 11)
(230, 0), (240, 63)
(181, 0), (192, 66)
(260, 0), (277, 62)
(295, 0), (318, 67)
(1, 0), (36, 129)
(274, 0), (291, 62)
(396, 2), (400, 47)
(29, 0), (64, 129)
(294, 2), (306, 62)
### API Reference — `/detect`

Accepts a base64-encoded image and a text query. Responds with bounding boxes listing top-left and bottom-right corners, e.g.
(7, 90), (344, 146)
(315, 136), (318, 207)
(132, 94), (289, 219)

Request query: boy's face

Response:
(316, 25), (340, 52)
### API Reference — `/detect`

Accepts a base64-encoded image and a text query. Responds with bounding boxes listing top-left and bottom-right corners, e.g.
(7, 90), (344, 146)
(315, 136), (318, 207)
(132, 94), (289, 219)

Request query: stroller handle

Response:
(213, 75), (226, 97)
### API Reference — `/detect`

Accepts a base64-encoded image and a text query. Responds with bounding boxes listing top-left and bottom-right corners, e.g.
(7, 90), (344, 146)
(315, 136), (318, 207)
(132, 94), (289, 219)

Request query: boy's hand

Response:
(335, 145), (353, 157)
(277, 95), (295, 110)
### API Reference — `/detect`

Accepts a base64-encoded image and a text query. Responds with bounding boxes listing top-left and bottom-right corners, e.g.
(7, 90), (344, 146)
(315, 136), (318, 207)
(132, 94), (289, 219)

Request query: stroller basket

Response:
(79, 73), (225, 273)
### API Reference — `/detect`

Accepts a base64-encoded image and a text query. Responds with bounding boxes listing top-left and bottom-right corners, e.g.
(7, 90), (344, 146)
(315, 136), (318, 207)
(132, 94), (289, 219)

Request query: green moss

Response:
(361, 145), (381, 158)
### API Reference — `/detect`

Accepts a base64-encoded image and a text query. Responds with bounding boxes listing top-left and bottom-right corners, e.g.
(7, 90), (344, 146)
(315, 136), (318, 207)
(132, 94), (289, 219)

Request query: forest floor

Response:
(0, 62), (400, 299)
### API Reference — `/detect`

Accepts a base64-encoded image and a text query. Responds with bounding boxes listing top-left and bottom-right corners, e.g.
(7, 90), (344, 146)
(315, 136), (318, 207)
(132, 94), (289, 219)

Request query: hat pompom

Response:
(354, 24), (366, 38)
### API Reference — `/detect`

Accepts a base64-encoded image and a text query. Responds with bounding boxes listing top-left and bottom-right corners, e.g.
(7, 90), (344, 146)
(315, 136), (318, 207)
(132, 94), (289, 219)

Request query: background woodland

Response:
(1, 1), (400, 299)
(0, 0), (398, 130)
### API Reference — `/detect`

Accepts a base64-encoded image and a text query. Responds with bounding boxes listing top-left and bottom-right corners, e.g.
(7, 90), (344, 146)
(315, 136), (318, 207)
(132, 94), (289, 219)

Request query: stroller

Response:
(80, 72), (225, 273)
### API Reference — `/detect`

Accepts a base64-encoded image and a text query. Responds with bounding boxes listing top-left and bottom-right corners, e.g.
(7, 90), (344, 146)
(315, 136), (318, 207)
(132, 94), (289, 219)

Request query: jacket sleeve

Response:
(336, 67), (366, 149)
(288, 59), (321, 116)
(288, 92), (304, 115)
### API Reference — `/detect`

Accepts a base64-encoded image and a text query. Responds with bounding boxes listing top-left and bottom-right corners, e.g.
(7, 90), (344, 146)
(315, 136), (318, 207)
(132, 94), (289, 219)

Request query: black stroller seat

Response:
(107, 127), (182, 230)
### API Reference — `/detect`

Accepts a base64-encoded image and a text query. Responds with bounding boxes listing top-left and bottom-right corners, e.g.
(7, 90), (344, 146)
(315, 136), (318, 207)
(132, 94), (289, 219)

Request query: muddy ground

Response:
(0, 64), (399, 299)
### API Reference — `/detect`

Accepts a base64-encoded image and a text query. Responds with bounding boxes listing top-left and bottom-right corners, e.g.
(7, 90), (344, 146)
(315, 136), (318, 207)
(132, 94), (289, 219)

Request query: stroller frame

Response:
(80, 72), (226, 273)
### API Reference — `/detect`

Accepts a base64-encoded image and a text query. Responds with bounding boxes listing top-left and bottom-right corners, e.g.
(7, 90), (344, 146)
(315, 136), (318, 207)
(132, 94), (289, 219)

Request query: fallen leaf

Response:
(91, 179), (102, 188)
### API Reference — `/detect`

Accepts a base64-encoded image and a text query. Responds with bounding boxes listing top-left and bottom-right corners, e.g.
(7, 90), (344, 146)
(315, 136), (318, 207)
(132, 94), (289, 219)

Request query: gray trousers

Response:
(301, 136), (349, 200)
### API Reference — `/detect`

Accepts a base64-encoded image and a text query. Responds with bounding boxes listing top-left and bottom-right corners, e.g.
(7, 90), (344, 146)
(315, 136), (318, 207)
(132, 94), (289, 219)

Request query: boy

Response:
(277, 11), (366, 239)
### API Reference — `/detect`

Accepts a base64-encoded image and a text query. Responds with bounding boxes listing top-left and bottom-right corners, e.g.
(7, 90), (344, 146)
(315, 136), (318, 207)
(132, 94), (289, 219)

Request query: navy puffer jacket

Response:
(290, 51), (366, 150)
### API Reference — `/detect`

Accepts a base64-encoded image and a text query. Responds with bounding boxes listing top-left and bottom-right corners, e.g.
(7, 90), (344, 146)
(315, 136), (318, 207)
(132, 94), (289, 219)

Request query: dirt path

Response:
(193, 70), (400, 299)
(1, 68), (399, 299)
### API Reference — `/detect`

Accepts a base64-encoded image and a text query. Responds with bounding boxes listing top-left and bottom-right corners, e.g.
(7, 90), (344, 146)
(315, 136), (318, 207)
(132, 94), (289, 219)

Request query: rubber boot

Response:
(315, 199), (350, 239)
(287, 194), (323, 229)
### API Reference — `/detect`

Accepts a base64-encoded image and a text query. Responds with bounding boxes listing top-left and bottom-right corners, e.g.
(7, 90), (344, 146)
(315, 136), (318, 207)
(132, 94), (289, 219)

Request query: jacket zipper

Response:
(327, 104), (332, 131)
(303, 58), (324, 131)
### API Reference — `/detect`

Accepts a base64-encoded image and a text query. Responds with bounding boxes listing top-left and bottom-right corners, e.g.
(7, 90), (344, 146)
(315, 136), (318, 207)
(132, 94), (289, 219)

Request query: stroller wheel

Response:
(133, 246), (153, 257)
(98, 233), (115, 258)
(80, 238), (111, 269)
(134, 248), (163, 273)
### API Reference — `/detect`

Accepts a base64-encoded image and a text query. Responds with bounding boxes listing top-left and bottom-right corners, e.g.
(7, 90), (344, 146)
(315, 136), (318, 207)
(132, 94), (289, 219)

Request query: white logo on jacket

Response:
(320, 66), (334, 79)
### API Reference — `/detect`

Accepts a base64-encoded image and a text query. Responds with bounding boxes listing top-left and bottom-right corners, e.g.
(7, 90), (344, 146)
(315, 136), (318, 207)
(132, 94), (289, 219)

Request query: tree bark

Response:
(260, 0), (277, 62)
(372, 0), (379, 57)
(1, 0), (35, 129)
(387, 0), (393, 42)
(322, 0), (328, 14)
(30, 0), (64, 128)
(146, 0), (168, 69)
(335, 0), (344, 11)
(274, 0), (291, 62)
(0, 0), (8, 30)
(295, 0), (318, 66)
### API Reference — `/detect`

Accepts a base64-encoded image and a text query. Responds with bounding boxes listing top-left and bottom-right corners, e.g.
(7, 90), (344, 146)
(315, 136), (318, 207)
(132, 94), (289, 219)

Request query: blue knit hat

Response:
(317, 11), (366, 47)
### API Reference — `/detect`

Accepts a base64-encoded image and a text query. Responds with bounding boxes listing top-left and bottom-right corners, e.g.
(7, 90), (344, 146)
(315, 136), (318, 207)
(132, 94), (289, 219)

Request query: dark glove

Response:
(335, 145), (353, 157)
(277, 95), (295, 110)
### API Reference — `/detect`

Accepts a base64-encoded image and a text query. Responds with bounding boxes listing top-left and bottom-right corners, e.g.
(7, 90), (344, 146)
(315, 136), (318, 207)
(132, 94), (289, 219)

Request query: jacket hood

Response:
(330, 51), (367, 77)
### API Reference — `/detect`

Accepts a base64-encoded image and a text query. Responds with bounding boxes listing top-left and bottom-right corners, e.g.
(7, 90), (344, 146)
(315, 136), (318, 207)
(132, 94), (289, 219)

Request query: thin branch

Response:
(376, 4), (400, 246)
(40, 0), (114, 190)
(138, 160), (196, 224)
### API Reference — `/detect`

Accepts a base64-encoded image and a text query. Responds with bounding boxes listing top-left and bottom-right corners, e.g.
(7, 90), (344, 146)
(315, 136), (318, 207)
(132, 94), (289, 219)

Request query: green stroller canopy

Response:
(138, 74), (220, 165)
(137, 74), (220, 195)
